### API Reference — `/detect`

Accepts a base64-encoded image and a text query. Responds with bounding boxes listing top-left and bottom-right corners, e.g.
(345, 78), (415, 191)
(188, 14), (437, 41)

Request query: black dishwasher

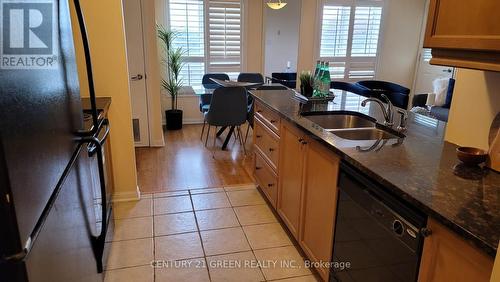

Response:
(331, 162), (427, 282)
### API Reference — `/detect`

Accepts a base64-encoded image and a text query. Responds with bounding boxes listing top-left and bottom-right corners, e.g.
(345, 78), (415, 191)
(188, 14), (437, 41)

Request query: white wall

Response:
(376, 0), (427, 91)
(445, 69), (500, 150)
(264, 0), (301, 76)
(296, 0), (320, 89)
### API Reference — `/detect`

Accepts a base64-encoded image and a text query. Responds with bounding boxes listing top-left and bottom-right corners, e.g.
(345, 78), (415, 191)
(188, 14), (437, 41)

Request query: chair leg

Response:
(213, 126), (218, 148)
(200, 121), (206, 141)
(233, 127), (238, 140)
(205, 125), (211, 147)
(237, 126), (247, 156)
(244, 123), (251, 144)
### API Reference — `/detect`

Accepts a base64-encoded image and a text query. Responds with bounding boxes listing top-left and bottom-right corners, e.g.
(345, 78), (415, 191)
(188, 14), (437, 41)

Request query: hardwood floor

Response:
(136, 124), (255, 193)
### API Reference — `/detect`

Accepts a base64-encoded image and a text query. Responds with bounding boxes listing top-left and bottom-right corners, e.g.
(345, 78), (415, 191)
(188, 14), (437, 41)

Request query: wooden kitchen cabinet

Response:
(424, 0), (500, 71)
(277, 121), (307, 239)
(254, 118), (280, 171)
(254, 150), (278, 208)
(418, 218), (494, 282)
(253, 101), (281, 207)
(299, 137), (340, 281)
(253, 111), (341, 281)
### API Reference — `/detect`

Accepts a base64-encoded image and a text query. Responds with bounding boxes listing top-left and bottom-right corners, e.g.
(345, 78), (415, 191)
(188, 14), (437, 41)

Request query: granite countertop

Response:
(81, 97), (111, 131)
(250, 89), (500, 257)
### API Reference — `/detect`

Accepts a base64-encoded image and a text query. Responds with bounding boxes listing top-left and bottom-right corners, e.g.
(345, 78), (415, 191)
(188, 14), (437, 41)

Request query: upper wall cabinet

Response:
(423, 0), (500, 72)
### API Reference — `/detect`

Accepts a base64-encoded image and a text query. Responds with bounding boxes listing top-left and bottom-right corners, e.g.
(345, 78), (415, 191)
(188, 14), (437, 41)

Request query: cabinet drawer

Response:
(254, 118), (279, 171)
(255, 152), (278, 208)
(255, 101), (281, 135)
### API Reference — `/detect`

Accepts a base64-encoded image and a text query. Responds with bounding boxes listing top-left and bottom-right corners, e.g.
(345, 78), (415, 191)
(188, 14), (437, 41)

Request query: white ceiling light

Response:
(267, 0), (287, 10)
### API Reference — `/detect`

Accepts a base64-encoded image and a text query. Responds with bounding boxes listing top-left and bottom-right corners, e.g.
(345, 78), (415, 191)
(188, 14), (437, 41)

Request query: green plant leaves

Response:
(157, 24), (184, 110)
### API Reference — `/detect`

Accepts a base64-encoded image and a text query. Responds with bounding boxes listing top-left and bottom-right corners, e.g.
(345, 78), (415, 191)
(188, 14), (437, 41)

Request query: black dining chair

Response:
(202, 87), (248, 154)
(199, 73), (229, 113)
(237, 73), (264, 84)
(244, 85), (288, 144)
(330, 81), (371, 97)
(354, 80), (411, 109)
(270, 72), (297, 89)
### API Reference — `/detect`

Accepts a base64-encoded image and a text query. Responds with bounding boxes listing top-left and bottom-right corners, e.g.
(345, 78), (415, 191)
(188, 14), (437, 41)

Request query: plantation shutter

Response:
(422, 48), (432, 62)
(348, 5), (382, 79)
(319, 0), (383, 82)
(169, 0), (205, 88)
(207, 0), (242, 76)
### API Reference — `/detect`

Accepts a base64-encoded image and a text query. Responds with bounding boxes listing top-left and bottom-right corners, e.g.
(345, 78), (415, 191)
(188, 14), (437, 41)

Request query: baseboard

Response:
(150, 136), (165, 147)
(162, 119), (204, 125)
(183, 118), (204, 124)
(112, 186), (141, 202)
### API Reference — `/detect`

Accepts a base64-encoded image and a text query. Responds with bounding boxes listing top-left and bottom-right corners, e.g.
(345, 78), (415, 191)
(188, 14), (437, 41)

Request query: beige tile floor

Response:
(104, 184), (319, 282)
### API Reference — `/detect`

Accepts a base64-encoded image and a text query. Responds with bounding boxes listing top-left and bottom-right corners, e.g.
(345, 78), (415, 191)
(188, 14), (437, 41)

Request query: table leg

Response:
(216, 126), (227, 137)
(221, 126), (235, 150)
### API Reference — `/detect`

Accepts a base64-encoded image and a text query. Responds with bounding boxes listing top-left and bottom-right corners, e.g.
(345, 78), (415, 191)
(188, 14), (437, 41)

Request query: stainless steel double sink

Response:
(302, 111), (404, 140)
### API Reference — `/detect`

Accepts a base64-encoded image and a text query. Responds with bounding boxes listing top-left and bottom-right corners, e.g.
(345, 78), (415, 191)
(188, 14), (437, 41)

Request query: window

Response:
(169, 0), (205, 89)
(319, 0), (383, 81)
(422, 48), (432, 62)
(208, 0), (242, 76)
(168, 0), (242, 90)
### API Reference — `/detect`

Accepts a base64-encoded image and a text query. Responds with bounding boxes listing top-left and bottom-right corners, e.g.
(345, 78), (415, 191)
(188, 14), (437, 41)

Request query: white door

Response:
(414, 48), (453, 95)
(123, 0), (150, 147)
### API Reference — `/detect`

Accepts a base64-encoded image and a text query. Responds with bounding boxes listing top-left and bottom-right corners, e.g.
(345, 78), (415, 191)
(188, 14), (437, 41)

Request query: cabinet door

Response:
(254, 117), (280, 171)
(424, 0), (500, 51)
(254, 151), (278, 208)
(418, 219), (493, 282)
(299, 138), (340, 281)
(277, 122), (306, 239)
(423, 0), (500, 71)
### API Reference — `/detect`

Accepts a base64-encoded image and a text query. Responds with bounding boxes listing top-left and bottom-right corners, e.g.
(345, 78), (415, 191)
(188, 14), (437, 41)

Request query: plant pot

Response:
(301, 84), (314, 97)
(165, 109), (183, 130)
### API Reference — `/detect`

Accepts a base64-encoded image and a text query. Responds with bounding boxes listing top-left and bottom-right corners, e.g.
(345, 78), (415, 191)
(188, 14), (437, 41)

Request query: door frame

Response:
(123, 0), (165, 147)
(410, 0), (430, 107)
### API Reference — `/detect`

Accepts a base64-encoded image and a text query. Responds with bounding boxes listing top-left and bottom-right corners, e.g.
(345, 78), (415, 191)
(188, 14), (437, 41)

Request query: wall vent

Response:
(132, 119), (140, 142)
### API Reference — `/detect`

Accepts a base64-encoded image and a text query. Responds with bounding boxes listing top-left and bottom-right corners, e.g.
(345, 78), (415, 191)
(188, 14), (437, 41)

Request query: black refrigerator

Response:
(0, 0), (110, 281)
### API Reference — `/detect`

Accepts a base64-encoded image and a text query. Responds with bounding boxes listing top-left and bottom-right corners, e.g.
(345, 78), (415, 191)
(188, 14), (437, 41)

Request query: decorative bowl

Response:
(456, 147), (488, 166)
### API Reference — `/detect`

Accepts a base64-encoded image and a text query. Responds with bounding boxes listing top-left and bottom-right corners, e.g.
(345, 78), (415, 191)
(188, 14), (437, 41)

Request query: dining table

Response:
(197, 79), (263, 150)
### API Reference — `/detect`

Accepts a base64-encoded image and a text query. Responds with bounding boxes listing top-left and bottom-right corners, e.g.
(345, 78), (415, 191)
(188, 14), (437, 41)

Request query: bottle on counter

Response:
(314, 60), (321, 77)
(320, 61), (331, 97)
(313, 61), (324, 97)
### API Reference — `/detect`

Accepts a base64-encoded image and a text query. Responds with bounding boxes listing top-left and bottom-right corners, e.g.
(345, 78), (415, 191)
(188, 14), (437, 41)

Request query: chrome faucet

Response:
(396, 109), (408, 132)
(361, 94), (394, 126)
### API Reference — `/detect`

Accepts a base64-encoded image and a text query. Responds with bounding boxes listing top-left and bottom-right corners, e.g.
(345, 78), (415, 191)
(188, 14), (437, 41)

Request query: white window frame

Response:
(165, 0), (243, 91)
(317, 0), (385, 82)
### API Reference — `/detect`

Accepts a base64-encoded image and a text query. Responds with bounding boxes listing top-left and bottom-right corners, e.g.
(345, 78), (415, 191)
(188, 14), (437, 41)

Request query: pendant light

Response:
(267, 0), (287, 10)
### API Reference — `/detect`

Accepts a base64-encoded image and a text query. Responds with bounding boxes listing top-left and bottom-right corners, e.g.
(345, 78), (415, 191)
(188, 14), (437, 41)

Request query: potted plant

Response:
(299, 71), (314, 97)
(158, 25), (184, 130)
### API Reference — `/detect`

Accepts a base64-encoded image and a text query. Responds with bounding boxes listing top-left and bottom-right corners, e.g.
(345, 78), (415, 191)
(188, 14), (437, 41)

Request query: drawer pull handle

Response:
(298, 138), (304, 143)
(270, 120), (277, 123)
(256, 110), (263, 113)
(255, 166), (262, 170)
(256, 135), (262, 138)
(301, 141), (308, 145)
(267, 183), (274, 187)
(268, 148), (275, 152)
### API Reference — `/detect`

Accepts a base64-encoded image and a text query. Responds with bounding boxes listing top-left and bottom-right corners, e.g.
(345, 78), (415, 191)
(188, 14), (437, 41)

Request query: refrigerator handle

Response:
(88, 119), (110, 156)
(73, 0), (99, 137)
(1, 144), (84, 263)
(80, 135), (108, 240)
